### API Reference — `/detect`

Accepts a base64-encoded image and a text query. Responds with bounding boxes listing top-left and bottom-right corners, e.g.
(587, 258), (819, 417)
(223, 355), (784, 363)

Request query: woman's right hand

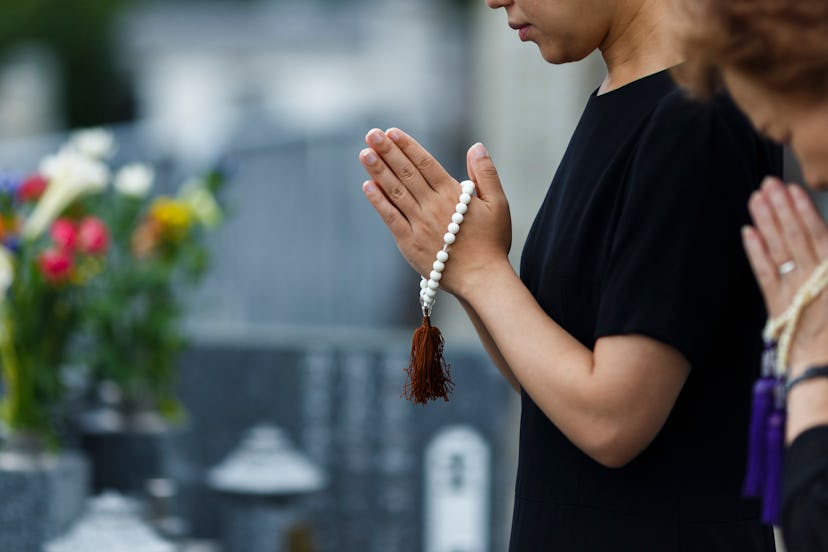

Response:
(743, 176), (828, 375)
(358, 128), (512, 299)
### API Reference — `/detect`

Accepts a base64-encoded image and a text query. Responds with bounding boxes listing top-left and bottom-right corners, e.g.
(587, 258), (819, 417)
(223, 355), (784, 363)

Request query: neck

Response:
(597, 0), (683, 95)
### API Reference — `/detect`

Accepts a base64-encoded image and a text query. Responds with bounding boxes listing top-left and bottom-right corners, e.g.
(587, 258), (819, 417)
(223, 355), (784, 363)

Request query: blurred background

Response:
(0, 0), (612, 551)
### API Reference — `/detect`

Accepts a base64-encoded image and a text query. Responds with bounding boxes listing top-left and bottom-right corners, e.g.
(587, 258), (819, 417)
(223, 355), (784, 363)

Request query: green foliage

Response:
(0, 244), (77, 445)
(0, 164), (109, 446)
(81, 169), (227, 421)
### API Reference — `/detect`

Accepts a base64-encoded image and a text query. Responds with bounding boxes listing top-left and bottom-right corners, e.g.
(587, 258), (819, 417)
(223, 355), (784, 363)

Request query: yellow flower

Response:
(178, 180), (222, 228)
(149, 197), (193, 242)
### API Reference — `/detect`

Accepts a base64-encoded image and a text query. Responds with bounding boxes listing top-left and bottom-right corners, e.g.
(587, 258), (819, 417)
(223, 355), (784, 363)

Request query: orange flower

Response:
(131, 218), (162, 259)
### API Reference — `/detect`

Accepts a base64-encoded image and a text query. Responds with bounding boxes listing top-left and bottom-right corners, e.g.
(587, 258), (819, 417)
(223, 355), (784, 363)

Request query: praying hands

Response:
(357, 128), (512, 299)
(743, 177), (828, 375)
(743, 176), (828, 443)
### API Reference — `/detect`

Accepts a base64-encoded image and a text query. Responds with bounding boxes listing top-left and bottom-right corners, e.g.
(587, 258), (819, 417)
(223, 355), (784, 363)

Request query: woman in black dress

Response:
(674, 1), (828, 550)
(358, 0), (780, 549)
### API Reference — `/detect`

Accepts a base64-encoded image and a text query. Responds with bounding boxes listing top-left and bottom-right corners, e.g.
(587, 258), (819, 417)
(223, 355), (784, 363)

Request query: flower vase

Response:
(0, 431), (90, 550)
(78, 383), (186, 497)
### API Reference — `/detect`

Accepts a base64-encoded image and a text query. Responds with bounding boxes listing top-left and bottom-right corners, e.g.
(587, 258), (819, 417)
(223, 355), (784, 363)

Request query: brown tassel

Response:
(404, 315), (453, 404)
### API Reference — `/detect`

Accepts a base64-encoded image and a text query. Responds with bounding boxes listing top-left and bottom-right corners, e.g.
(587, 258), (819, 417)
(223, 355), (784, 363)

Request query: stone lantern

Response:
(43, 491), (175, 552)
(207, 423), (325, 552)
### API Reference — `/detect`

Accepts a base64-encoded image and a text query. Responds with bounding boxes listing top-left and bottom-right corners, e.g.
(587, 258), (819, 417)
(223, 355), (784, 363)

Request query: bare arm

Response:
(456, 257), (689, 467)
(457, 296), (521, 392)
(359, 127), (689, 467)
(787, 379), (828, 444)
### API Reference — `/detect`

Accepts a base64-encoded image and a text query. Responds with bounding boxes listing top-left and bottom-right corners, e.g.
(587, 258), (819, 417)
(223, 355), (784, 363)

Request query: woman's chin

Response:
(537, 43), (594, 66)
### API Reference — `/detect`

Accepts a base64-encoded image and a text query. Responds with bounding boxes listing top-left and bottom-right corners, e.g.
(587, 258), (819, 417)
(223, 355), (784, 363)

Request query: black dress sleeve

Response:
(594, 91), (767, 367)
(782, 425), (828, 552)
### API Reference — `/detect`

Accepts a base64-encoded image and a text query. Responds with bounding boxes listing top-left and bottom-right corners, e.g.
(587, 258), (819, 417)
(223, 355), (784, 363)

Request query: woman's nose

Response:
(486, 0), (512, 9)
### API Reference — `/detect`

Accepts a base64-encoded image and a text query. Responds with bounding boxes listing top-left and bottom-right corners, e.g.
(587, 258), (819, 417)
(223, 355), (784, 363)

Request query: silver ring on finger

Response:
(778, 260), (797, 276)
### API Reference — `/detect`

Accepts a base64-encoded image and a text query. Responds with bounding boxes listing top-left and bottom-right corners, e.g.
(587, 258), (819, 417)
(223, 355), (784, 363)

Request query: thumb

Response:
(466, 142), (504, 201)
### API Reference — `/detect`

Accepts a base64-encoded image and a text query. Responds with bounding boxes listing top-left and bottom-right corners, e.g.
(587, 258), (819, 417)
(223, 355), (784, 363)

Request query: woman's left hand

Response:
(358, 127), (512, 298)
(743, 176), (828, 375)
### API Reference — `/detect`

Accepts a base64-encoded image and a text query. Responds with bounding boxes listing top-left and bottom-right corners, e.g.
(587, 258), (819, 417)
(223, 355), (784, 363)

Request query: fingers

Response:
(749, 178), (792, 267)
(745, 177), (828, 320)
(364, 128), (436, 199)
(384, 128), (454, 192)
(361, 179), (410, 239)
(359, 143), (420, 218)
(762, 177), (818, 268)
(466, 142), (505, 201)
(742, 225), (779, 299)
(789, 184), (828, 259)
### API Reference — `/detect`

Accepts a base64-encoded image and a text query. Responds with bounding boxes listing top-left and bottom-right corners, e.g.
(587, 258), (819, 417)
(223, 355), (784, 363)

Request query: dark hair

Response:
(672, 0), (828, 103)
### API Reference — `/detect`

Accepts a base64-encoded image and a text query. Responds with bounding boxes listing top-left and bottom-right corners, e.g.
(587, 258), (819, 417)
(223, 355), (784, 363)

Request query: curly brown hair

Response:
(671, 0), (828, 103)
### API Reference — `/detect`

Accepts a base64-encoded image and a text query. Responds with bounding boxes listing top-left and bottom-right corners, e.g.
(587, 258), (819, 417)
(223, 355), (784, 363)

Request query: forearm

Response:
(786, 379), (828, 444)
(458, 262), (599, 438)
(455, 259), (686, 467)
(457, 296), (521, 392)
(787, 347), (828, 444)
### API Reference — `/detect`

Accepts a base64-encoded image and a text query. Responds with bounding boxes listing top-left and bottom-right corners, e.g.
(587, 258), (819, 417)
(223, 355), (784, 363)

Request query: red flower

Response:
(38, 248), (74, 283)
(77, 217), (109, 255)
(50, 219), (77, 250)
(17, 174), (48, 202)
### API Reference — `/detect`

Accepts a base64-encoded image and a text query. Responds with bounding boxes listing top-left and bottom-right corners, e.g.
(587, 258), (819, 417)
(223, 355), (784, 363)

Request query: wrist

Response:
(789, 343), (828, 377)
(786, 377), (828, 444)
(453, 256), (515, 304)
(787, 364), (828, 392)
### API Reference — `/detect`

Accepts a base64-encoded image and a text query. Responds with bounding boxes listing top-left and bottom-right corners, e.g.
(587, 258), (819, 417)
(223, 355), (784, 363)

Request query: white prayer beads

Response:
(764, 258), (828, 376)
(419, 179), (476, 314)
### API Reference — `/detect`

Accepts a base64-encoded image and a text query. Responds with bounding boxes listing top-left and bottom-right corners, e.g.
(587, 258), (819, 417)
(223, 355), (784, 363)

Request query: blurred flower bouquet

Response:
(0, 128), (227, 447)
(81, 148), (226, 424)
(0, 130), (113, 449)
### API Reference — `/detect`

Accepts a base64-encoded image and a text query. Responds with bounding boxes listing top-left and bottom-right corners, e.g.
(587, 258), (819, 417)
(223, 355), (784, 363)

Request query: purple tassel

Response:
(762, 409), (786, 525)
(743, 375), (776, 497)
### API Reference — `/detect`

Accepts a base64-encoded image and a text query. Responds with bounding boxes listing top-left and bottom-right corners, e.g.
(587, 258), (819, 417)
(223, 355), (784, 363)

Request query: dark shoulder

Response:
(622, 78), (782, 212)
(637, 81), (781, 187)
(645, 84), (755, 146)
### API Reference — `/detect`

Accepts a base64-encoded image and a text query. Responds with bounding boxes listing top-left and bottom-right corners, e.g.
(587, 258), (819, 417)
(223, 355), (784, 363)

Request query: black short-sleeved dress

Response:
(782, 425), (828, 551)
(511, 70), (783, 551)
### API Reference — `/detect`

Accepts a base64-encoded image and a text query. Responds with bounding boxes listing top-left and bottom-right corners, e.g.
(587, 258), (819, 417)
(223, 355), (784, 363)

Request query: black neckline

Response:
(589, 69), (675, 105)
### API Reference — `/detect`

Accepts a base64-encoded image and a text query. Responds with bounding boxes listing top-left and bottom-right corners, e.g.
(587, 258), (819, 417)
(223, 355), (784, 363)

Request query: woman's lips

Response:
(509, 22), (531, 41)
(517, 24), (530, 41)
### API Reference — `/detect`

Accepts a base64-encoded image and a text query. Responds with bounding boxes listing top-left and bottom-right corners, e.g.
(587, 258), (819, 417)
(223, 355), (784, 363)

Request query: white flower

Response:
(69, 128), (115, 160)
(114, 163), (154, 198)
(22, 148), (111, 239)
(0, 246), (13, 346)
(0, 246), (13, 298)
(179, 180), (222, 228)
(39, 147), (110, 190)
